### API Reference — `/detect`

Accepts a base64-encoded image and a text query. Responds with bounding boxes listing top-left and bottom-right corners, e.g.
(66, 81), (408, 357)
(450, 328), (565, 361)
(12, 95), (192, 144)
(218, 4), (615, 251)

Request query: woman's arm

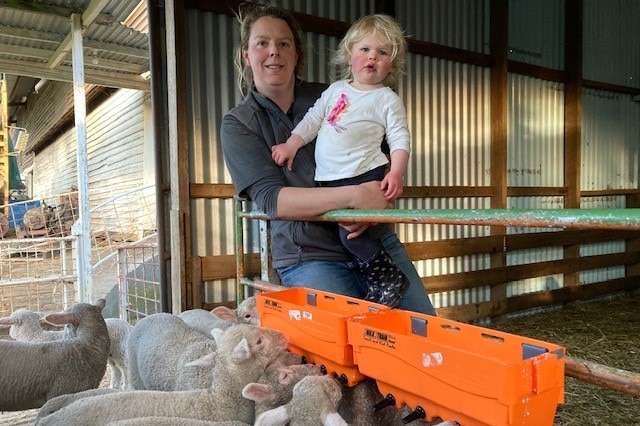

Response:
(275, 181), (389, 219)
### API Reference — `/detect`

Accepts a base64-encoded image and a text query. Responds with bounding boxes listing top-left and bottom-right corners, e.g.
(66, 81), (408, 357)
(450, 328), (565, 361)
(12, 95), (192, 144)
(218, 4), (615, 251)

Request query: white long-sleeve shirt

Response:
(292, 79), (410, 182)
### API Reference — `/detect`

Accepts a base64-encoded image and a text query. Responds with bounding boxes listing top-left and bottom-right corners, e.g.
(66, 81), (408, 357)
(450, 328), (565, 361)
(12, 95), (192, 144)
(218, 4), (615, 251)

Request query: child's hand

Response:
(381, 171), (404, 201)
(271, 144), (294, 170)
(271, 134), (305, 171)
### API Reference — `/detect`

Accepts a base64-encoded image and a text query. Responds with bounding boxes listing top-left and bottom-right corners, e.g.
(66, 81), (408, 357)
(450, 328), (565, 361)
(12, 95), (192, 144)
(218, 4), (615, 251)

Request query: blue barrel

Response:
(8, 199), (41, 228)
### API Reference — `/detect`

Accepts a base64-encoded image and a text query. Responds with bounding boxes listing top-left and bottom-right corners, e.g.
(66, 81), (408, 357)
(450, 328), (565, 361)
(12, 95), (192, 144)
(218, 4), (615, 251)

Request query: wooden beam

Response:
(46, 0), (112, 68)
(563, 0), (584, 289)
(0, 58), (150, 91)
(0, 43), (145, 73)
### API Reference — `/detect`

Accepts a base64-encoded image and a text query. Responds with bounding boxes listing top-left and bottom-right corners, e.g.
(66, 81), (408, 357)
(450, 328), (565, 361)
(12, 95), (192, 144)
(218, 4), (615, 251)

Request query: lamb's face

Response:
(293, 375), (343, 406)
(237, 297), (260, 326)
(220, 324), (288, 368)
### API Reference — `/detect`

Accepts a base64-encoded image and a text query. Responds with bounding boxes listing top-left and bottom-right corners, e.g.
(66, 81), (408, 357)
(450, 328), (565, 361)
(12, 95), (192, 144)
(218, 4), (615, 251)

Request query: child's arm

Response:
(381, 148), (409, 201)
(272, 133), (305, 171)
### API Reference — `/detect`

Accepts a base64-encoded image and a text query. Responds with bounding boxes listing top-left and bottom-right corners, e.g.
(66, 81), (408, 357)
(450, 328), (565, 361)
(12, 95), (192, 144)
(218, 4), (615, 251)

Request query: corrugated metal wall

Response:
(583, 0), (640, 88)
(186, 1), (639, 308)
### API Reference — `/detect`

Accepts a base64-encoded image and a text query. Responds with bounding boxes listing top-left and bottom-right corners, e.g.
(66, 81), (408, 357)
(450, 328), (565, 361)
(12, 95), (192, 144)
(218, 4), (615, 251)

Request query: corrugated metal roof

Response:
(0, 0), (149, 92)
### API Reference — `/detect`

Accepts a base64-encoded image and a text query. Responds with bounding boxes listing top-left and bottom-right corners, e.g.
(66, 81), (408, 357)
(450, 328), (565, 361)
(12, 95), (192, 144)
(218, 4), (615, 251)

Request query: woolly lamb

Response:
(242, 363), (323, 417)
(0, 308), (68, 341)
(233, 296), (259, 325)
(179, 296), (259, 338)
(127, 312), (218, 391)
(178, 309), (238, 337)
(0, 299), (110, 411)
(36, 388), (121, 421)
(337, 379), (429, 425)
(36, 324), (288, 425)
(255, 374), (349, 426)
(105, 318), (133, 389)
(107, 419), (250, 426)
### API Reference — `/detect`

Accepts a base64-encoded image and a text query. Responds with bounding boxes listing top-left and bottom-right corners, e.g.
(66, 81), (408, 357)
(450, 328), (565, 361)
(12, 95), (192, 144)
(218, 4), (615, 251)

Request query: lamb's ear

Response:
(211, 306), (239, 322)
(0, 317), (14, 326)
(44, 312), (77, 327)
(254, 406), (289, 426)
(184, 352), (217, 368)
(277, 367), (295, 385)
(231, 337), (251, 362)
(211, 328), (225, 343)
(94, 299), (107, 309)
(323, 412), (350, 426)
(242, 382), (276, 403)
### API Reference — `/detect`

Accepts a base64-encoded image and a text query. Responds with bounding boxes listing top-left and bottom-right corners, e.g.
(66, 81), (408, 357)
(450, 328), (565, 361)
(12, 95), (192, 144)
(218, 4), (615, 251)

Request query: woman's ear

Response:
(242, 49), (250, 66)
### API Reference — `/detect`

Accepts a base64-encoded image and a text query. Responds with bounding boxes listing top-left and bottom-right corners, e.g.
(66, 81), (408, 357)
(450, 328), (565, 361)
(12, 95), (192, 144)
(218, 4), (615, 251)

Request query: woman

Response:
(220, 3), (435, 315)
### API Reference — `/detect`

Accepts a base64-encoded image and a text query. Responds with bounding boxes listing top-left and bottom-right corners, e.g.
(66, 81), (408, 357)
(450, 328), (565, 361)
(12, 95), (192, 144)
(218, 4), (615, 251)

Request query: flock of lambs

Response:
(0, 297), (442, 426)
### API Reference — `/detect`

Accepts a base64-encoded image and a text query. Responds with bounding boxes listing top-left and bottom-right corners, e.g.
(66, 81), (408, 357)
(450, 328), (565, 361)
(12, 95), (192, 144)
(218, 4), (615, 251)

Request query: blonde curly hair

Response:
(332, 14), (408, 90)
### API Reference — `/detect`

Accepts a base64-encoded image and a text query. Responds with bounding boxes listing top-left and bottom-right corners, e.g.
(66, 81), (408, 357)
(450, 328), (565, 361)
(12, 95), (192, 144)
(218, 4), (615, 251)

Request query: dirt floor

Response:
(1, 291), (638, 425)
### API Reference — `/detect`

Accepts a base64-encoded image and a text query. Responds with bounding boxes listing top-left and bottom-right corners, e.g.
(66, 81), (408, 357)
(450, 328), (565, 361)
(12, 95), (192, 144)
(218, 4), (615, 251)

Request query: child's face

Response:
(347, 33), (393, 90)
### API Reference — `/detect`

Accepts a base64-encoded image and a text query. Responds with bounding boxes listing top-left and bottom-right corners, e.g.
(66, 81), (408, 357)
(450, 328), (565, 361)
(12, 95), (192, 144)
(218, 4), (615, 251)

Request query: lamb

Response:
(36, 323), (289, 425)
(242, 363), (323, 417)
(337, 379), (431, 425)
(36, 388), (121, 421)
(178, 296), (259, 337)
(254, 374), (349, 426)
(0, 308), (68, 341)
(233, 296), (259, 325)
(37, 391), (251, 426)
(1, 308), (132, 390)
(107, 419), (250, 426)
(127, 312), (218, 391)
(0, 299), (110, 411)
(105, 317), (133, 389)
(178, 309), (237, 336)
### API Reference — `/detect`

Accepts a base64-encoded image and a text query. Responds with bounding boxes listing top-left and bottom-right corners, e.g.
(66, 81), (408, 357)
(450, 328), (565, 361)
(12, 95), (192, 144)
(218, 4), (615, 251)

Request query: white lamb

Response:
(255, 374), (350, 426)
(0, 299), (111, 411)
(36, 323), (289, 425)
(105, 318), (133, 389)
(1, 308), (132, 390)
(178, 296), (259, 338)
(0, 308), (68, 341)
(127, 312), (218, 391)
(178, 309), (237, 337)
(242, 363), (324, 417)
(36, 388), (121, 422)
(233, 296), (259, 325)
(107, 419), (251, 426)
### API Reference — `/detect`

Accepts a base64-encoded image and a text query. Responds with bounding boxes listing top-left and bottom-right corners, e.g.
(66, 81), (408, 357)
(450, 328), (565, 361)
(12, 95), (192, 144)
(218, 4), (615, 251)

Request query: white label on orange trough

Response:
(288, 310), (301, 320)
(303, 311), (313, 320)
(422, 352), (444, 367)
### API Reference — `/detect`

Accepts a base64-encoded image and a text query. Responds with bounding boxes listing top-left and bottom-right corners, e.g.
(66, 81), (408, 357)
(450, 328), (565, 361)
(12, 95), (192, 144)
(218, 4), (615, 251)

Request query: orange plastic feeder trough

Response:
(256, 287), (388, 385)
(347, 309), (565, 426)
(256, 288), (565, 425)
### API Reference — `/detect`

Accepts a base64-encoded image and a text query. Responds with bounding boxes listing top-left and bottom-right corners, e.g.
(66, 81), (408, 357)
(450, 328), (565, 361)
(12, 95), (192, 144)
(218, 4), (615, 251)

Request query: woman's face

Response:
(243, 16), (299, 95)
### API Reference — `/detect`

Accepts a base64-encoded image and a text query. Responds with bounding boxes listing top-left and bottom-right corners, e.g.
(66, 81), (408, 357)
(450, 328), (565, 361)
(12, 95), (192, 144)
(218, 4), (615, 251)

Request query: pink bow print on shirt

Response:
(326, 93), (348, 133)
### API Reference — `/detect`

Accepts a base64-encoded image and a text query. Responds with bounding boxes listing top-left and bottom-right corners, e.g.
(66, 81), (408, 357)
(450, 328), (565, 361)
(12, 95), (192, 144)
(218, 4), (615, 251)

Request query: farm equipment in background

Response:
(0, 191), (78, 239)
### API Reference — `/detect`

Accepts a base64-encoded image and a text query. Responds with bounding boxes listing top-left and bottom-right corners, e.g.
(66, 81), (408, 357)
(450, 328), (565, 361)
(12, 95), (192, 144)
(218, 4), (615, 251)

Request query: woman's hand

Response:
(351, 181), (392, 210)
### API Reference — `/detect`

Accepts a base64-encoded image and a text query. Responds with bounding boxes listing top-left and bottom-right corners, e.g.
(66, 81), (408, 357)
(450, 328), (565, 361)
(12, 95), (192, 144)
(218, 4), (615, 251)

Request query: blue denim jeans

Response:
(276, 227), (436, 315)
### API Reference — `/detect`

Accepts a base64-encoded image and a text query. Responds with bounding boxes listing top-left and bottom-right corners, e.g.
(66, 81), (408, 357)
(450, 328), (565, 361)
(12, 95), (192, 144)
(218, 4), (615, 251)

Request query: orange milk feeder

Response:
(256, 287), (565, 425)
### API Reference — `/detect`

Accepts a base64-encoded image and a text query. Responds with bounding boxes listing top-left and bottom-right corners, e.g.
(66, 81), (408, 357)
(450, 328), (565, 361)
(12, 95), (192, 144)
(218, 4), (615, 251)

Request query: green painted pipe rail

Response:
(239, 208), (640, 230)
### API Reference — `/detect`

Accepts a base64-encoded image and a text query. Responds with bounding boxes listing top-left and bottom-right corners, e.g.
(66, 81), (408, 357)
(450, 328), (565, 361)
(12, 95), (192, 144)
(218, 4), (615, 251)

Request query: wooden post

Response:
(565, 356), (640, 397)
